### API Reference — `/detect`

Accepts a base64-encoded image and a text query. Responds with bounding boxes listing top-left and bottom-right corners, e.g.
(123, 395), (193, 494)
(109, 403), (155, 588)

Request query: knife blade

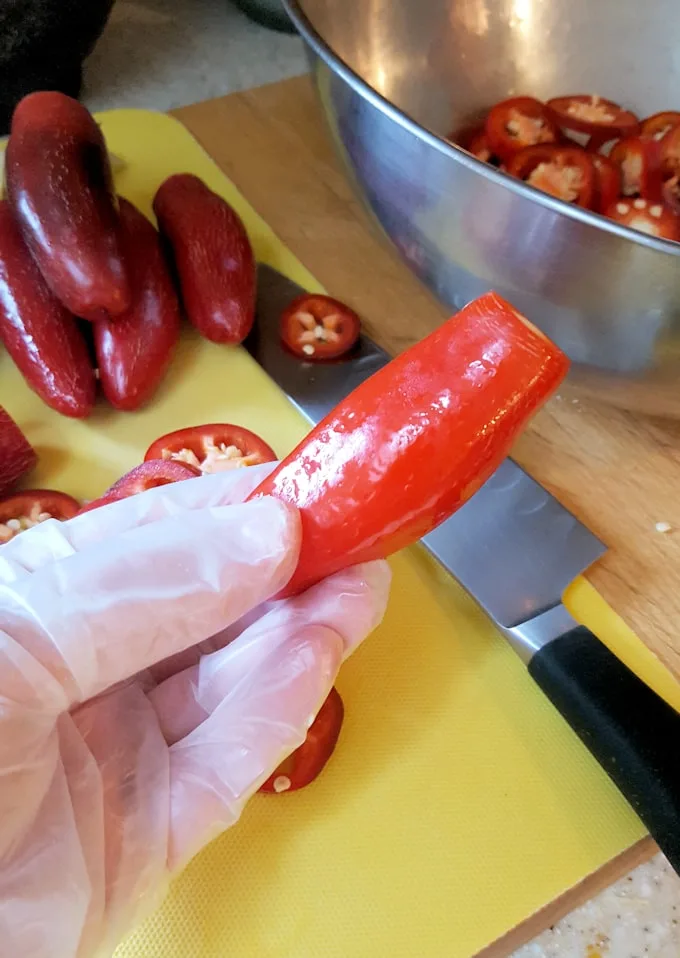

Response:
(249, 264), (680, 872)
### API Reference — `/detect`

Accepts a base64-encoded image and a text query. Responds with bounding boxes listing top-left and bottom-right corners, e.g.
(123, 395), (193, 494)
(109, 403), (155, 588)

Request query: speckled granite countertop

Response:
(83, 3), (680, 955)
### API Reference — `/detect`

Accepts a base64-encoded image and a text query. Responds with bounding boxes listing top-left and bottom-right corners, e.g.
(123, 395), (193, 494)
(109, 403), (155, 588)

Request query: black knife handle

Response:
(528, 625), (680, 873)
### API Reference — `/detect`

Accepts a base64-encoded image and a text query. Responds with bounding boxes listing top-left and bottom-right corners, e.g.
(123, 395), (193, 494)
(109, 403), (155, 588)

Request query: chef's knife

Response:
(248, 264), (680, 873)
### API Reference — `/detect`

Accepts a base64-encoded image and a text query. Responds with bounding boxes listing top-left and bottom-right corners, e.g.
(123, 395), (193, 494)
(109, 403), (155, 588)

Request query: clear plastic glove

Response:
(0, 462), (391, 958)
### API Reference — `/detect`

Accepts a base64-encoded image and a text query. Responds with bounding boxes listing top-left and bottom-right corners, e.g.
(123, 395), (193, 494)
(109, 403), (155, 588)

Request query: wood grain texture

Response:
(173, 77), (680, 681)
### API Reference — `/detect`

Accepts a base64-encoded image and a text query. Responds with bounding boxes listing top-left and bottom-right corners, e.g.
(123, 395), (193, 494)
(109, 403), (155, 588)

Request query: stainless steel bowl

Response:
(283, 0), (680, 415)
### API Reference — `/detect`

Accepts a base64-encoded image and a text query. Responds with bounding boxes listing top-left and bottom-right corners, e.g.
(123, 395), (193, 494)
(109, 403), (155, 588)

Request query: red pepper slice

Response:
(485, 96), (560, 163)
(591, 154), (622, 214)
(546, 95), (639, 147)
(0, 490), (80, 544)
(94, 198), (181, 412)
(280, 294), (361, 362)
(507, 145), (595, 208)
(640, 111), (680, 142)
(249, 292), (569, 598)
(0, 201), (96, 419)
(153, 174), (256, 345)
(80, 461), (200, 514)
(259, 687), (344, 793)
(450, 123), (499, 165)
(0, 407), (37, 497)
(662, 176), (680, 216)
(609, 136), (663, 203)
(604, 197), (680, 242)
(5, 92), (130, 321)
(144, 424), (277, 473)
(660, 125), (680, 180)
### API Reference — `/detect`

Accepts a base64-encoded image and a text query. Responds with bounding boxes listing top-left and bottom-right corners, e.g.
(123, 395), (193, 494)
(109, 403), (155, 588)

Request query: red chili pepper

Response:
(604, 197), (680, 242)
(79, 460), (201, 514)
(507, 145), (595, 209)
(662, 176), (680, 216)
(546, 95), (639, 149)
(0, 407), (37, 497)
(451, 123), (499, 164)
(640, 111), (680, 141)
(591, 155), (622, 214)
(609, 136), (663, 203)
(249, 292), (569, 598)
(280, 294), (361, 362)
(485, 96), (560, 163)
(144, 423), (276, 473)
(0, 489), (80, 544)
(94, 198), (181, 412)
(259, 687), (344, 793)
(0, 202), (96, 419)
(153, 174), (256, 344)
(5, 92), (130, 321)
(660, 125), (680, 180)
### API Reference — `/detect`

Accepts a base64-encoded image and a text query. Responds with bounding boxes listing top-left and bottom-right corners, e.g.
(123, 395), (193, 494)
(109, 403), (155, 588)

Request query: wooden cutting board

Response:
(173, 77), (680, 686)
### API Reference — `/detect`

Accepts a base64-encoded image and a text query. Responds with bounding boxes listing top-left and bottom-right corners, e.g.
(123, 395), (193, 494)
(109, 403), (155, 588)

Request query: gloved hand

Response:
(0, 462), (390, 958)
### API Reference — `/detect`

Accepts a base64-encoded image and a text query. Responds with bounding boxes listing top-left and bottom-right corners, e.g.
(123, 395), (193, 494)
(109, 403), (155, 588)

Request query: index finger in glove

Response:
(0, 496), (300, 710)
(0, 462), (278, 582)
(166, 559), (391, 871)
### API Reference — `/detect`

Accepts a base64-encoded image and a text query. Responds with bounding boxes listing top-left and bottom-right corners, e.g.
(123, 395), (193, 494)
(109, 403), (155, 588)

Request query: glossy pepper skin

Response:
(0, 202), (96, 418)
(94, 198), (181, 411)
(153, 173), (256, 344)
(5, 91), (131, 321)
(250, 292), (569, 597)
(0, 406), (37, 497)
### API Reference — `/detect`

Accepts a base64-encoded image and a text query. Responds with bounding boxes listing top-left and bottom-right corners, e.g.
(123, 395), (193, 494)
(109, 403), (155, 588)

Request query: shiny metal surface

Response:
(250, 265), (606, 663)
(283, 0), (680, 415)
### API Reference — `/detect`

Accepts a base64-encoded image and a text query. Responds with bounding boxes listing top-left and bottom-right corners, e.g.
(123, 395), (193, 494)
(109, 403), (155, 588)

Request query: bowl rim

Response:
(283, 0), (680, 259)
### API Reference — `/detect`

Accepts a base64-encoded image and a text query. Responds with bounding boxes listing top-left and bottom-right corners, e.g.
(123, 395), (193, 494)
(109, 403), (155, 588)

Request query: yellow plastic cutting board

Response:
(1, 110), (678, 958)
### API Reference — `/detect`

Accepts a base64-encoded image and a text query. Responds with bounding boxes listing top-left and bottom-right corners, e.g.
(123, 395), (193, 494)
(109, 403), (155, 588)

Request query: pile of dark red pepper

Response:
(450, 94), (680, 240)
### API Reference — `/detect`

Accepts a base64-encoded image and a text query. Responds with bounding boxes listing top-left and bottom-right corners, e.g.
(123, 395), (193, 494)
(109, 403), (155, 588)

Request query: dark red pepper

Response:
(591, 155), (622, 214)
(609, 136), (663, 203)
(640, 111), (680, 141)
(249, 292), (569, 598)
(260, 687), (345, 793)
(604, 197), (680, 242)
(0, 201), (96, 418)
(280, 294), (361, 361)
(94, 198), (181, 411)
(5, 92), (131, 321)
(546, 95), (639, 149)
(485, 96), (560, 163)
(507, 145), (595, 208)
(0, 406), (36, 497)
(153, 174), (256, 344)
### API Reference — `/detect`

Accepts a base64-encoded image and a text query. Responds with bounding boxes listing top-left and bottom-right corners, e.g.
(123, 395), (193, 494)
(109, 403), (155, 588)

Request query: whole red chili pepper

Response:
(0, 201), (96, 418)
(249, 292), (569, 597)
(5, 91), (131, 321)
(0, 406), (37, 497)
(153, 174), (256, 344)
(94, 198), (181, 411)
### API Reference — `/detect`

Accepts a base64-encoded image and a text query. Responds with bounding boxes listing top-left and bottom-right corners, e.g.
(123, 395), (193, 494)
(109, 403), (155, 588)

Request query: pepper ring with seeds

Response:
(280, 293), (361, 361)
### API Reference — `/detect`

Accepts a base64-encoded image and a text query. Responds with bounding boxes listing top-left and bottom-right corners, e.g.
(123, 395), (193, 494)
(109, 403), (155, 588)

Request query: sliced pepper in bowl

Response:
(604, 197), (680, 241)
(260, 686), (345, 793)
(485, 96), (560, 163)
(508, 145), (595, 208)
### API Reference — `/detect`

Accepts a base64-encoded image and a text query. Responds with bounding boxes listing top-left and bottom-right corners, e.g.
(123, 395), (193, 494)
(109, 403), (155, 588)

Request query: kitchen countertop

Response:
(83, 3), (680, 955)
